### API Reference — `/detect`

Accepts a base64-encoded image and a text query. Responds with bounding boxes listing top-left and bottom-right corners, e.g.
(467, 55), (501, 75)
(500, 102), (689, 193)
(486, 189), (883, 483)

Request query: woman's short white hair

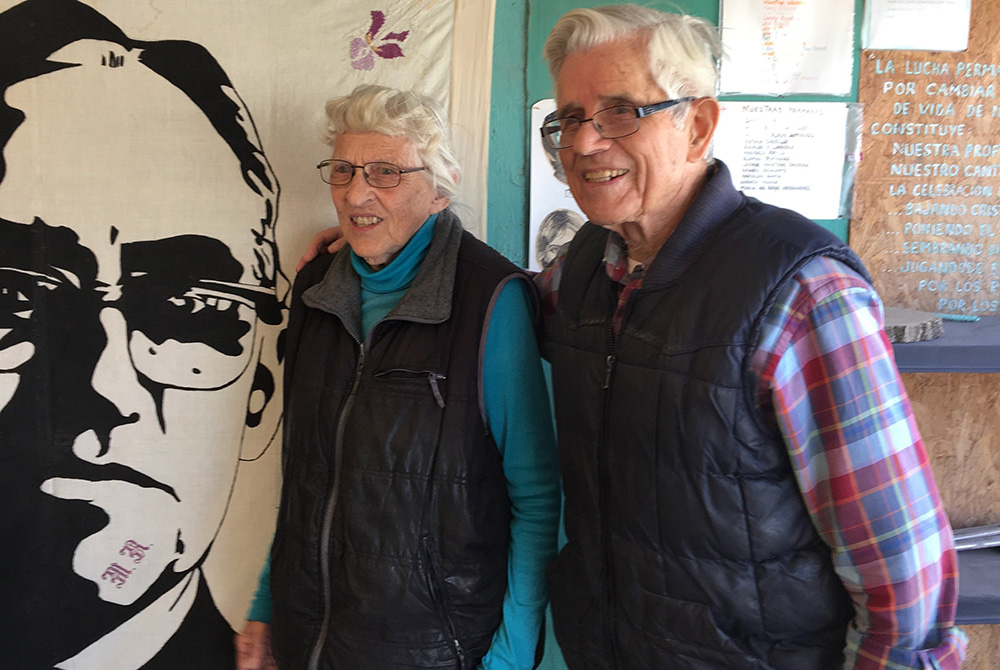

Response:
(320, 84), (461, 199)
(543, 4), (720, 113)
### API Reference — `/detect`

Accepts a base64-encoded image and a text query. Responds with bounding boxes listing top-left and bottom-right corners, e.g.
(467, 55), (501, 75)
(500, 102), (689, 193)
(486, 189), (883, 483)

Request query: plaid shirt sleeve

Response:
(750, 256), (967, 670)
(534, 248), (565, 320)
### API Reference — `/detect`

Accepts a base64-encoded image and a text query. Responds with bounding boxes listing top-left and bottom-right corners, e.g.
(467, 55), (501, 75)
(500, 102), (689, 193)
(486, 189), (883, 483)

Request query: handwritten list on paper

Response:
(714, 102), (850, 220)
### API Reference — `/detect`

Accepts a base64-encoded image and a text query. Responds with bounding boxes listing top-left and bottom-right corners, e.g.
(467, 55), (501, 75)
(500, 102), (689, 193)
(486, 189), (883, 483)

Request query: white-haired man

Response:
(538, 5), (965, 670)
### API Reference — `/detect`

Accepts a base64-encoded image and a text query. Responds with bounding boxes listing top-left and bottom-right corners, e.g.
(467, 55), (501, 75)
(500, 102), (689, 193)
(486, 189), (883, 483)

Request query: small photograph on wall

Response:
(528, 99), (586, 273)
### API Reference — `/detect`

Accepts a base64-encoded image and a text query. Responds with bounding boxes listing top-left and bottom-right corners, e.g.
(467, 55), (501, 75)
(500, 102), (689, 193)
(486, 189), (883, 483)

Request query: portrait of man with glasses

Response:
(0, 0), (286, 667)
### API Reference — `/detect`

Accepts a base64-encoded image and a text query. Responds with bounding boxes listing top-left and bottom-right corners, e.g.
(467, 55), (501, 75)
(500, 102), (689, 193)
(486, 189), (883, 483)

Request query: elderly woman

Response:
(235, 85), (559, 670)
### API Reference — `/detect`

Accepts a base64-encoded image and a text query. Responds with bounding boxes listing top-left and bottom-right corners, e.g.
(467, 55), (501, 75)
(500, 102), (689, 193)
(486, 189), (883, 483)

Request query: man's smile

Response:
(584, 169), (629, 183)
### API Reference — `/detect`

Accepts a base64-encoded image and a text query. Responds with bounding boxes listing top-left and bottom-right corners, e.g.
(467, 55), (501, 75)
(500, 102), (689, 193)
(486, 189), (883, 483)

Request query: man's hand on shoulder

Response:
(235, 620), (277, 670)
(296, 226), (346, 272)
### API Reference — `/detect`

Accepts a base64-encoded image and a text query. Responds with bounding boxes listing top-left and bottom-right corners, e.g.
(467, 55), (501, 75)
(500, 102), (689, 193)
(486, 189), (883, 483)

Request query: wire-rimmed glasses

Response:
(317, 159), (426, 189)
(539, 97), (695, 150)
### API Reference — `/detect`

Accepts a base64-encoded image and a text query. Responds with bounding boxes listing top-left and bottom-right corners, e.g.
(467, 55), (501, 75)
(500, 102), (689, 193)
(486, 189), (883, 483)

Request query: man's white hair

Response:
(543, 4), (720, 124)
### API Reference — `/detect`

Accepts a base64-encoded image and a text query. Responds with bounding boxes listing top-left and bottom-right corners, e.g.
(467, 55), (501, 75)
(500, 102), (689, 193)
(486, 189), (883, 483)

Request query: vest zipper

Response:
(600, 285), (637, 669)
(428, 372), (446, 408)
(307, 342), (366, 670)
(603, 354), (616, 389)
(421, 535), (468, 668)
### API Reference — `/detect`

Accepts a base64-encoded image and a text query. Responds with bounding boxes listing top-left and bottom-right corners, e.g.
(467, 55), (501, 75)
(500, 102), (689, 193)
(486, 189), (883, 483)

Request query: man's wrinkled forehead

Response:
(0, 39), (267, 280)
(553, 36), (660, 114)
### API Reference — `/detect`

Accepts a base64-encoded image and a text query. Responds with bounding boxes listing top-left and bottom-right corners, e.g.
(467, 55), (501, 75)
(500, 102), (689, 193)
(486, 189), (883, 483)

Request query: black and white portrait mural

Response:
(0, 1), (286, 666)
(0, 0), (464, 666)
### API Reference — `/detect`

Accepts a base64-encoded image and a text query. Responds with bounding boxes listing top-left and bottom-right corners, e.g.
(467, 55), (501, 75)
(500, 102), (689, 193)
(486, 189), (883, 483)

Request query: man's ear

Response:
(686, 97), (720, 163)
(245, 361), (274, 429)
(240, 321), (284, 461)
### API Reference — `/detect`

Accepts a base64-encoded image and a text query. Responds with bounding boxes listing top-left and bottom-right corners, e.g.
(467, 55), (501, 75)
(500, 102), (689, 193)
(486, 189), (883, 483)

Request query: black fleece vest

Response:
(546, 199), (867, 670)
(272, 216), (525, 670)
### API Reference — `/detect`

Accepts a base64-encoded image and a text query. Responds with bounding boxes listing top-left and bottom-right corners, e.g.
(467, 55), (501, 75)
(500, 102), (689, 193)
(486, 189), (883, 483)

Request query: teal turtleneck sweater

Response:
(250, 215), (559, 670)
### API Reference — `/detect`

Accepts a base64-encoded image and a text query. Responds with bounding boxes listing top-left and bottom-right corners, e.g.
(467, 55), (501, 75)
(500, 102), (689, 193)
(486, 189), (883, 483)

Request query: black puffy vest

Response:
(546, 175), (867, 670)
(271, 213), (525, 670)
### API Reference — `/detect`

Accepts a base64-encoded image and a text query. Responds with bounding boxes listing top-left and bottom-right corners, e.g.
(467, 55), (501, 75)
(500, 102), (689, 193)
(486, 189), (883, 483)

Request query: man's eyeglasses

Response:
(539, 97), (695, 150)
(318, 159), (426, 189)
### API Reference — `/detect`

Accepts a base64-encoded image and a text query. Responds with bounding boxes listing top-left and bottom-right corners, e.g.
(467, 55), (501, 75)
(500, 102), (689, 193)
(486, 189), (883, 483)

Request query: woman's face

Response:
(331, 132), (449, 269)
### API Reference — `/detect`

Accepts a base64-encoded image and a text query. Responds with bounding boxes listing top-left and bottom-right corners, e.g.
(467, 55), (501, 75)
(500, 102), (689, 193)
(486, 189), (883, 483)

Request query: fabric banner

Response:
(0, 0), (456, 667)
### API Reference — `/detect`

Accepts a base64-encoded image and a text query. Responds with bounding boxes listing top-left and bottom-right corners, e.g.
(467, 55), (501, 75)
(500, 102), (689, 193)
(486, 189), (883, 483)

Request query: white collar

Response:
(56, 570), (198, 669)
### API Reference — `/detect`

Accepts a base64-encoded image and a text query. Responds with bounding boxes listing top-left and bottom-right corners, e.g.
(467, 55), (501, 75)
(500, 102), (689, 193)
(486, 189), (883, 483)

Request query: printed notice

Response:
(714, 102), (852, 220)
(863, 0), (971, 51)
(720, 0), (855, 95)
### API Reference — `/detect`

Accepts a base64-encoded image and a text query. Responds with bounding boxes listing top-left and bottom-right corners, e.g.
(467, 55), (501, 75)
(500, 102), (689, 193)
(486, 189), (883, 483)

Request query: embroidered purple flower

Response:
(351, 10), (409, 71)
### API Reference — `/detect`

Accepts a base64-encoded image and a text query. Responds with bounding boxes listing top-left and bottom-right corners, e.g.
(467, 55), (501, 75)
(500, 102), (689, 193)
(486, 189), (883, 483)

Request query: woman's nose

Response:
(343, 169), (376, 205)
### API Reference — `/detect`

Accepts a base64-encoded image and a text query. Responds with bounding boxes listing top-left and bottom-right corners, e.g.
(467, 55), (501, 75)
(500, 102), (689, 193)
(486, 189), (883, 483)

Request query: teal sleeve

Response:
(246, 551), (273, 624)
(478, 279), (561, 670)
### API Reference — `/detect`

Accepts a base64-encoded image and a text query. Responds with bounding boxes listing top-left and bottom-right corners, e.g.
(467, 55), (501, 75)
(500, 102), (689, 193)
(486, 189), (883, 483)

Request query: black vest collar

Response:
(300, 208), (464, 342)
(642, 160), (744, 289)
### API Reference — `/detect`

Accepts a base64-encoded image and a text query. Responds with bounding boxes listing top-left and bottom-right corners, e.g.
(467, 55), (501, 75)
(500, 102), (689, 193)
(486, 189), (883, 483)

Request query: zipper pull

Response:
(603, 354), (616, 389)
(428, 373), (446, 408)
(454, 639), (467, 669)
(351, 344), (366, 390)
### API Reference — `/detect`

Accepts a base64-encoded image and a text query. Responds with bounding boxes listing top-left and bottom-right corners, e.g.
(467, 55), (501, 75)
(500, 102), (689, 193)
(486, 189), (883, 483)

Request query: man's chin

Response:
(0, 558), (189, 668)
(584, 216), (633, 237)
(584, 216), (619, 228)
(0, 491), (187, 666)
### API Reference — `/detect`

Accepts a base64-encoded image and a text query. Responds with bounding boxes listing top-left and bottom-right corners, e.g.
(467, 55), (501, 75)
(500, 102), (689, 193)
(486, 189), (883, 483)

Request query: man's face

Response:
(0, 42), (273, 658)
(554, 36), (701, 234)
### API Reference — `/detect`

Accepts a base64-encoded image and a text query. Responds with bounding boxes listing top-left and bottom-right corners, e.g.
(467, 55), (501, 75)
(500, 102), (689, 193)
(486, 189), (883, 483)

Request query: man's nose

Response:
(571, 120), (612, 156)
(48, 304), (140, 457)
(88, 308), (149, 444)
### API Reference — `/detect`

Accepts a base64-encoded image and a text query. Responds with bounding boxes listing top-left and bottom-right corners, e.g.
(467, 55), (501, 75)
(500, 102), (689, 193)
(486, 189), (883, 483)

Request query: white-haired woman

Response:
(234, 85), (559, 670)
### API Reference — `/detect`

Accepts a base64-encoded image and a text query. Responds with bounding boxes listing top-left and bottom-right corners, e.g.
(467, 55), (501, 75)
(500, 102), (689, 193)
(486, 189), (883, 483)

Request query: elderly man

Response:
(299, 5), (966, 670)
(538, 5), (965, 670)
(0, 1), (285, 667)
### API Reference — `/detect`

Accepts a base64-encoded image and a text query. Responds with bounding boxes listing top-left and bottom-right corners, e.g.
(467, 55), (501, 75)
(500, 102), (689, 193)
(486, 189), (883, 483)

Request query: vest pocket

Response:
(420, 534), (468, 670)
(375, 368), (448, 408)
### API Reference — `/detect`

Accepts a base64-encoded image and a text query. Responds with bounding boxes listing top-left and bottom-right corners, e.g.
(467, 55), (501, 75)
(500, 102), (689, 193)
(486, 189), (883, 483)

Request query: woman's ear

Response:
(431, 195), (451, 214)
(431, 170), (460, 213)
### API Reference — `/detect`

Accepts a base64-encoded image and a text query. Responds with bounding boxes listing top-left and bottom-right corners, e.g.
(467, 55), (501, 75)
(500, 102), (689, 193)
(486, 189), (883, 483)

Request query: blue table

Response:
(957, 547), (1000, 625)
(892, 317), (1000, 373)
